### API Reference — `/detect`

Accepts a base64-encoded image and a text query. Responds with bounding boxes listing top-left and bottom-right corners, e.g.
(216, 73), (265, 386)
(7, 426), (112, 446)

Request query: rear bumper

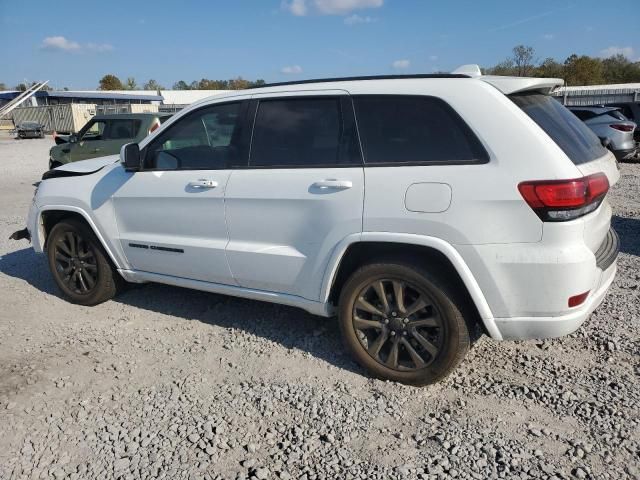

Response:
(494, 261), (616, 340)
(612, 146), (637, 161)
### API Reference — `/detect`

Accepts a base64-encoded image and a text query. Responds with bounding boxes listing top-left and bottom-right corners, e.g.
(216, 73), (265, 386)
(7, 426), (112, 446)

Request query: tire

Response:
(338, 261), (471, 386)
(47, 219), (121, 305)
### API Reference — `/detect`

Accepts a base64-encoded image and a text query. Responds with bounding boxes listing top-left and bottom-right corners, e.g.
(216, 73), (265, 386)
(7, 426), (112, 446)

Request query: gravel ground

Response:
(0, 131), (638, 480)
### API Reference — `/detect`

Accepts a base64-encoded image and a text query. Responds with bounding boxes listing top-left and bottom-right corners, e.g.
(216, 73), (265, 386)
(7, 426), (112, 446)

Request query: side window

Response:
(145, 102), (243, 170)
(353, 96), (488, 165)
(80, 120), (106, 141)
(249, 97), (360, 168)
(104, 120), (141, 140)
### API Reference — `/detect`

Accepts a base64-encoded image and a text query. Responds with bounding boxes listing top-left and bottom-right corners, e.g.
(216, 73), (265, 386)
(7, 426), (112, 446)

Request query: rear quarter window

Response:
(353, 95), (488, 165)
(511, 93), (607, 165)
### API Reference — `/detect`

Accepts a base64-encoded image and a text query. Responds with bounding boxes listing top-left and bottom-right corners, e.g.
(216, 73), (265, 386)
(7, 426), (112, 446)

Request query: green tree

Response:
(98, 74), (124, 90)
(143, 79), (163, 91)
(227, 77), (251, 90)
(564, 54), (604, 85)
(486, 59), (516, 76)
(173, 80), (191, 90)
(125, 77), (137, 90)
(602, 54), (640, 84)
(535, 58), (564, 78)
(15, 83), (27, 92)
(0, 82), (7, 91)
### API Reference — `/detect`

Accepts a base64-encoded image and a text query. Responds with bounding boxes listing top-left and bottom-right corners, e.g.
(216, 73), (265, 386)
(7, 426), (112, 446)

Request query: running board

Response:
(117, 269), (334, 317)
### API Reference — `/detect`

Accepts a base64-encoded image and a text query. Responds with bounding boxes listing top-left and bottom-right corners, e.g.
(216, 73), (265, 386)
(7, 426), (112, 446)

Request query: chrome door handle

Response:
(311, 179), (353, 190)
(188, 179), (218, 189)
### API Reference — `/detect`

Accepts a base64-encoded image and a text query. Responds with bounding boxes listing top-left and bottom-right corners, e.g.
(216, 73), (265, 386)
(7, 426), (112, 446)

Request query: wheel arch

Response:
(322, 233), (501, 340)
(38, 206), (122, 269)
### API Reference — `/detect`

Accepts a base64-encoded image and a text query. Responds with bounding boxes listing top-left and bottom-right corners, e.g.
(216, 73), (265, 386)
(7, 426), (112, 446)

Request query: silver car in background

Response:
(569, 106), (638, 161)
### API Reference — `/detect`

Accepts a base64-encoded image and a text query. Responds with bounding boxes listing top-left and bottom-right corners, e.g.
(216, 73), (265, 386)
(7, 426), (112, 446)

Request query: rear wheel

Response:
(47, 219), (121, 305)
(338, 262), (471, 385)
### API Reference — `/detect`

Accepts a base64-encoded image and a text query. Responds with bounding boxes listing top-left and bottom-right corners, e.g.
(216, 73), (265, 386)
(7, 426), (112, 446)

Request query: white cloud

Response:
(542, 33), (554, 40)
(40, 36), (81, 52)
(600, 46), (635, 59)
(281, 65), (303, 74)
(392, 59), (410, 69)
(40, 36), (113, 53)
(344, 14), (375, 25)
(283, 0), (383, 16)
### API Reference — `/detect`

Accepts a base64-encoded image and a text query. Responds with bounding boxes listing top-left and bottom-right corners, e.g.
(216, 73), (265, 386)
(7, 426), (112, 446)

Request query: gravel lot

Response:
(0, 131), (638, 480)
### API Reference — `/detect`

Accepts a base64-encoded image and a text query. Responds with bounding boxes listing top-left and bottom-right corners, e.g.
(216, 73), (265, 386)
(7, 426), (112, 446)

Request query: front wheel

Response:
(338, 262), (471, 386)
(47, 219), (121, 305)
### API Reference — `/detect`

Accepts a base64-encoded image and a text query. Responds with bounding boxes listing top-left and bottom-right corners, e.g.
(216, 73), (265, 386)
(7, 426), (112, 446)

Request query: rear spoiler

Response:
(451, 64), (564, 95)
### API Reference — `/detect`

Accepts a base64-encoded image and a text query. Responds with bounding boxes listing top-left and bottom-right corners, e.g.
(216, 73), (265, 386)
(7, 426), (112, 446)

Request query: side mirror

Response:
(600, 137), (611, 148)
(69, 134), (78, 143)
(121, 143), (141, 171)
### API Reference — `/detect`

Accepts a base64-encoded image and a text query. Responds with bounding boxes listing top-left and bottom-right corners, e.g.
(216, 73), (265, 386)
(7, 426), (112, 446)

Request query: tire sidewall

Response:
(47, 220), (115, 305)
(339, 263), (469, 385)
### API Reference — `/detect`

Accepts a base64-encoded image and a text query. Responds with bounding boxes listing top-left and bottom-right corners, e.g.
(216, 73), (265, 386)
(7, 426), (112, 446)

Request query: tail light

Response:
(609, 124), (634, 132)
(518, 173), (609, 222)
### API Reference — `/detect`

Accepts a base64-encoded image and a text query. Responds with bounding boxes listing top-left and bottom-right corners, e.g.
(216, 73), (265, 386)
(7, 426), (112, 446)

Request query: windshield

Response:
(510, 93), (607, 165)
(21, 122), (40, 128)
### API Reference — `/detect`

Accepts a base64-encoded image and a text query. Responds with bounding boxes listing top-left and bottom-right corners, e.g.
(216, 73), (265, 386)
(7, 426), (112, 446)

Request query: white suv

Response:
(14, 66), (620, 385)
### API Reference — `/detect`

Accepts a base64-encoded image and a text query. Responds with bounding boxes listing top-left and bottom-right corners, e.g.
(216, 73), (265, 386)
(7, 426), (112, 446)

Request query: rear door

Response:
(224, 91), (364, 299)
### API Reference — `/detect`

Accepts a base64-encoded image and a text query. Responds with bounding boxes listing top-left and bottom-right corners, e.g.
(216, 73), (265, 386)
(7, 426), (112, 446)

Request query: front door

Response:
(70, 118), (108, 161)
(112, 100), (247, 284)
(224, 93), (364, 300)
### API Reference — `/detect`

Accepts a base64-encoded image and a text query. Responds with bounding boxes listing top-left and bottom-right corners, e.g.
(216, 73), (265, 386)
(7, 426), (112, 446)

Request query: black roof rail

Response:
(249, 73), (470, 89)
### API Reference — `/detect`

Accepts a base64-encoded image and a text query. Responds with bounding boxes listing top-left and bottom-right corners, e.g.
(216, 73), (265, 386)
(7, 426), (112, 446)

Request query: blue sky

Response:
(1, 0), (638, 90)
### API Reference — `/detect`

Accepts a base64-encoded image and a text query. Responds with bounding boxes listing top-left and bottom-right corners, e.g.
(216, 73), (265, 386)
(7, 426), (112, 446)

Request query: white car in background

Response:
(13, 65), (620, 385)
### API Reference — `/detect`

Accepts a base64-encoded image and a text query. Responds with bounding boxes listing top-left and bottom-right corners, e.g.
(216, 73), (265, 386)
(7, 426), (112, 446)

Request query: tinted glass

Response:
(571, 110), (596, 121)
(105, 119), (140, 140)
(81, 121), (106, 141)
(511, 94), (607, 165)
(146, 102), (242, 170)
(605, 110), (627, 121)
(353, 95), (488, 165)
(250, 97), (359, 167)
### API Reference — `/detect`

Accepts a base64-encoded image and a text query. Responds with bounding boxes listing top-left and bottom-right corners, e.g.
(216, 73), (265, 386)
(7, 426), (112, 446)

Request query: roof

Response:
(567, 106), (620, 113)
(253, 74), (468, 89)
(91, 112), (171, 120)
(159, 90), (231, 105)
(0, 90), (162, 101)
(557, 83), (640, 93)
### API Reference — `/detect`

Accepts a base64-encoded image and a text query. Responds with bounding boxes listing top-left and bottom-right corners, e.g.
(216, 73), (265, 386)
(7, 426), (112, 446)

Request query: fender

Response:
(34, 205), (126, 270)
(319, 232), (502, 340)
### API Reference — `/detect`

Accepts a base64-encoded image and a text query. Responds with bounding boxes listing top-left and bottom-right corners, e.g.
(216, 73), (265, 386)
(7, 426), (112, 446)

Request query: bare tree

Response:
(511, 45), (535, 77)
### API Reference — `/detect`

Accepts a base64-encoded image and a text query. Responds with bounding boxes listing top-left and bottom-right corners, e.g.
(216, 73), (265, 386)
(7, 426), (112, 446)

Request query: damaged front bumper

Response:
(10, 227), (31, 242)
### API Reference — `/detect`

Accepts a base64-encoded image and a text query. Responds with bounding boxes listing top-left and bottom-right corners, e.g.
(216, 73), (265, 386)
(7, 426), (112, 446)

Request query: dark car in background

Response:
(569, 106), (638, 161)
(49, 113), (172, 169)
(16, 121), (45, 139)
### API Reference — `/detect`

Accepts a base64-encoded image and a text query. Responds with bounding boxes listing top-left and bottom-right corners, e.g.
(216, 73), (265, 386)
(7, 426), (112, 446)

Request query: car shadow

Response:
(612, 215), (640, 257)
(0, 246), (363, 376)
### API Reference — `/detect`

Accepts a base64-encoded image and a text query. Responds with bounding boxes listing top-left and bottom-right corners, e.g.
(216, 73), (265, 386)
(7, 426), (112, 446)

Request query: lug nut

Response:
(391, 312), (397, 317)
(390, 331), (396, 336)
(384, 319), (389, 324)
(402, 331), (407, 335)
(403, 318), (409, 324)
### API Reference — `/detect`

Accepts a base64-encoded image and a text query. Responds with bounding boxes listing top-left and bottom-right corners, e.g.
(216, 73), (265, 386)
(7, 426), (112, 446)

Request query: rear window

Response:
(511, 93), (607, 165)
(353, 95), (488, 165)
